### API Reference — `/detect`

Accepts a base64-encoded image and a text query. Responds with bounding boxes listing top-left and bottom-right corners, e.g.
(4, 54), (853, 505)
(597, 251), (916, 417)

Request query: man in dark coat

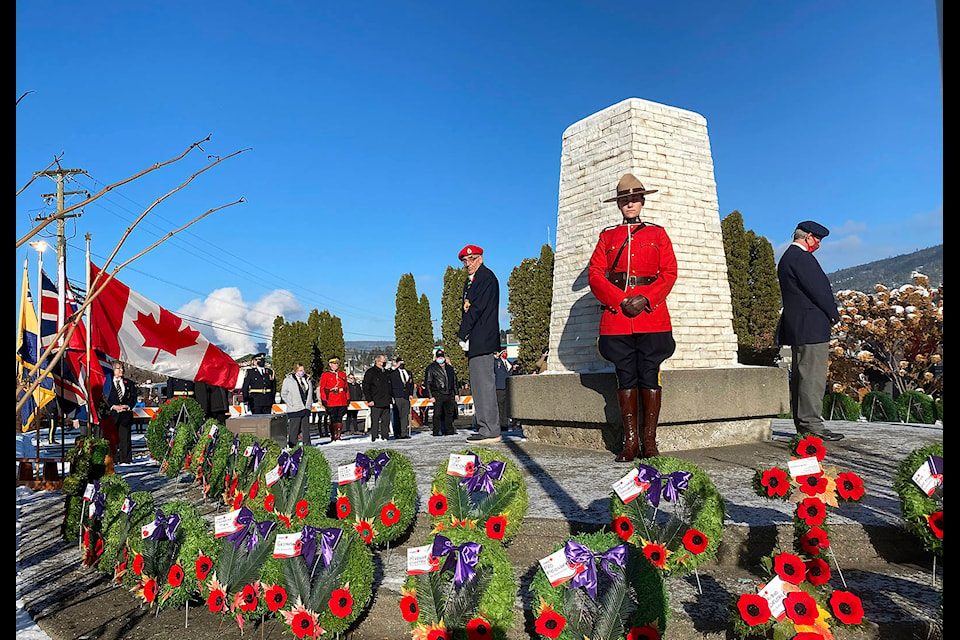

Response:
(390, 356), (414, 439)
(457, 244), (502, 444)
(107, 361), (137, 463)
(362, 354), (393, 442)
(776, 220), (844, 441)
(424, 349), (459, 436)
(242, 353), (276, 415)
(195, 381), (230, 425)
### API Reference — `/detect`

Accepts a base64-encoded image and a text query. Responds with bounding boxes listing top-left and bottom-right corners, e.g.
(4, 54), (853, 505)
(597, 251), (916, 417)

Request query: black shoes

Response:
(800, 428), (845, 441)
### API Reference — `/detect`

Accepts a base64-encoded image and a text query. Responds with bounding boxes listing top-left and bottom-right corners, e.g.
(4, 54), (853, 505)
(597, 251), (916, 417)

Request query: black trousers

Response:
(598, 332), (676, 390)
(369, 406), (391, 441)
(433, 394), (458, 435)
(345, 410), (359, 433)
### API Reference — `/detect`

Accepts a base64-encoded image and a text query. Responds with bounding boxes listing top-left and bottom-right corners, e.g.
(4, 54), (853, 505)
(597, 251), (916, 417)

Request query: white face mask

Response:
(437, 357), (446, 364)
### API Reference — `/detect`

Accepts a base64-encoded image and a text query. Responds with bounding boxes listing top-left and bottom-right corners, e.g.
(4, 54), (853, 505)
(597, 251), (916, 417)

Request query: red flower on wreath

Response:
(427, 627), (451, 640)
(196, 554), (213, 581)
(797, 496), (827, 527)
(133, 553), (144, 576)
(329, 588), (353, 618)
(784, 590), (819, 626)
(466, 616), (492, 640)
(642, 540), (669, 569)
(399, 594), (419, 622)
(429, 493), (448, 516)
(760, 468), (789, 497)
(682, 528), (708, 554)
(486, 516), (507, 540)
(336, 496), (351, 519)
(736, 593), (771, 626)
(266, 584), (287, 612)
(534, 609), (567, 639)
(355, 519), (375, 543)
(238, 583), (259, 612)
(829, 590), (864, 625)
(207, 588), (225, 613)
(296, 499), (310, 520)
(799, 526), (830, 556)
(464, 461), (476, 476)
(612, 516), (634, 541)
(796, 435), (826, 461)
(143, 578), (158, 603)
(927, 511), (943, 539)
(264, 493), (276, 513)
(794, 633), (827, 640)
(805, 557), (832, 585)
(797, 473), (828, 497)
(773, 553), (806, 585)
(167, 563), (184, 588)
(836, 471), (865, 501)
(249, 479), (260, 500)
(381, 502), (400, 527)
(288, 608), (318, 639)
(278, 513), (292, 529)
(232, 491), (245, 510)
(626, 626), (660, 640)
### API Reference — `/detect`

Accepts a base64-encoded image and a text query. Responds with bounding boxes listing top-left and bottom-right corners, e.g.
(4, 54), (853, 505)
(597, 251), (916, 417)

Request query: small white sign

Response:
(208, 424), (219, 438)
(787, 456), (822, 478)
(758, 575), (788, 621)
(447, 453), (476, 478)
(338, 463), (361, 485)
(82, 483), (96, 502)
(538, 548), (579, 587)
(407, 544), (439, 575)
(912, 461), (942, 497)
(273, 532), (302, 558)
(140, 522), (157, 539)
(265, 465), (282, 487)
(214, 509), (244, 537)
(121, 499), (133, 514)
(612, 468), (648, 504)
(88, 502), (97, 519)
(243, 445), (254, 457)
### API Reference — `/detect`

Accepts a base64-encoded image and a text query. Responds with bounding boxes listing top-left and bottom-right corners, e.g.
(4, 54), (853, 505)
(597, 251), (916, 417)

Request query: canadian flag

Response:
(89, 264), (241, 389)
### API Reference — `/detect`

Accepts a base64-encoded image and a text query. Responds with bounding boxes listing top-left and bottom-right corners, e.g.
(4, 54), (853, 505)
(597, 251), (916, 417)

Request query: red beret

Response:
(458, 245), (483, 260)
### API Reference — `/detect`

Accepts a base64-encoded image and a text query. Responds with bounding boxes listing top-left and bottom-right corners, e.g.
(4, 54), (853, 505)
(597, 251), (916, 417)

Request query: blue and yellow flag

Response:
(17, 260), (55, 433)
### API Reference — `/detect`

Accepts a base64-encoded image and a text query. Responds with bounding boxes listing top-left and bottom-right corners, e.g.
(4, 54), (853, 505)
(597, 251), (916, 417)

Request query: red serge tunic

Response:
(587, 222), (678, 336)
(319, 370), (349, 407)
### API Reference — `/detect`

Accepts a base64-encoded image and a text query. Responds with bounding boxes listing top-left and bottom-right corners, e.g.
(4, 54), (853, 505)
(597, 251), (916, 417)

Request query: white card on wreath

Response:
(912, 461), (941, 497)
(265, 465), (282, 487)
(88, 502), (97, 519)
(538, 548), (579, 587)
(447, 453), (475, 478)
(612, 468), (646, 504)
(82, 483), (96, 501)
(787, 456), (822, 478)
(208, 423), (219, 438)
(273, 532), (302, 558)
(337, 463), (361, 485)
(243, 445), (254, 457)
(758, 575), (788, 621)
(140, 522), (157, 539)
(407, 544), (439, 575)
(214, 509), (244, 537)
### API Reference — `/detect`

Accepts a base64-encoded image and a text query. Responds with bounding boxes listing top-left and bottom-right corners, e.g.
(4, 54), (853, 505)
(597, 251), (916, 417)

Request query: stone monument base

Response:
(507, 366), (789, 454)
(225, 414), (288, 446)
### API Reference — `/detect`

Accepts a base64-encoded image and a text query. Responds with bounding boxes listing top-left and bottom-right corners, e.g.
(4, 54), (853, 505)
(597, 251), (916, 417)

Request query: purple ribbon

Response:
(458, 451), (506, 494)
(230, 433), (239, 455)
(432, 534), (482, 587)
(300, 526), (342, 569)
(564, 540), (629, 600)
(355, 452), (390, 482)
(226, 506), (255, 550)
(149, 509), (182, 541)
(249, 441), (266, 473)
(635, 464), (693, 508)
(90, 480), (106, 519)
(246, 519), (276, 552)
(278, 447), (304, 478)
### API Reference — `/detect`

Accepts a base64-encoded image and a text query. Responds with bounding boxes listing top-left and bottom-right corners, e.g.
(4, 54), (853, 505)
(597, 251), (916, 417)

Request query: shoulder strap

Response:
(611, 223), (646, 271)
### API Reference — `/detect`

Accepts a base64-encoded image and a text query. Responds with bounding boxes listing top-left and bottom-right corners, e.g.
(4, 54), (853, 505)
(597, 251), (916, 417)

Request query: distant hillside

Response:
(828, 245), (942, 293)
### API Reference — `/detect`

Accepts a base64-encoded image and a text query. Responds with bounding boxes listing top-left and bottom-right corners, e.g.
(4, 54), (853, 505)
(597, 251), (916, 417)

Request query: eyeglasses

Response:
(617, 194), (645, 205)
(460, 255), (481, 264)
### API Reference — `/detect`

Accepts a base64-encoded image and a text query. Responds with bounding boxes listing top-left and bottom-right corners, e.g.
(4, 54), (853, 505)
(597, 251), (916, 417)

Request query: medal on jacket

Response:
(463, 298), (471, 312)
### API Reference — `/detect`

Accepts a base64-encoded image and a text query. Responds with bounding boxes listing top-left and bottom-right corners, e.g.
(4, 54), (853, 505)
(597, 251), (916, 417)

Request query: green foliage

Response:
(316, 309), (346, 371)
(860, 390), (897, 422)
(821, 392), (860, 421)
(61, 437), (113, 540)
(146, 398), (205, 463)
(897, 390), (936, 424)
(101, 489), (154, 581)
(894, 444), (943, 557)
(508, 244), (554, 373)
(441, 265), (470, 387)
(86, 474), (132, 572)
(395, 273), (435, 385)
(336, 449), (417, 546)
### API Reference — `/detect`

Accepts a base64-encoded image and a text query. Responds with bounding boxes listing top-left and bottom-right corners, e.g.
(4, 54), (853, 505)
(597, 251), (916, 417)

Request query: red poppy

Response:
(464, 461), (476, 475)
(290, 610), (316, 639)
(184, 454), (192, 470)
(355, 520), (375, 543)
(927, 511), (943, 539)
(296, 499), (310, 520)
(336, 496), (351, 519)
(760, 468), (789, 498)
(626, 626), (660, 640)
(796, 435), (826, 461)
(642, 541), (669, 569)
(612, 516), (634, 541)
(233, 491), (244, 510)
(196, 554), (213, 581)
(736, 593), (771, 626)
(805, 558), (832, 586)
(207, 588), (226, 612)
(143, 578), (158, 603)
(278, 513), (292, 529)
(133, 553), (144, 576)
(486, 516), (507, 540)
(381, 502), (400, 527)
(167, 563), (184, 588)
(466, 616), (492, 640)
(534, 610), (566, 639)
(399, 595), (419, 622)
(797, 473), (828, 497)
(265, 493), (276, 513)
(429, 494), (448, 516)
(239, 583), (259, 612)
(797, 497), (826, 526)
(682, 528), (708, 554)
(266, 584), (287, 612)
(249, 480), (260, 500)
(329, 588), (353, 618)
(829, 590), (864, 625)
(836, 472), (865, 501)
(784, 591), (819, 626)
(773, 553), (806, 585)
(794, 633), (826, 640)
(427, 629), (451, 640)
(799, 526), (830, 556)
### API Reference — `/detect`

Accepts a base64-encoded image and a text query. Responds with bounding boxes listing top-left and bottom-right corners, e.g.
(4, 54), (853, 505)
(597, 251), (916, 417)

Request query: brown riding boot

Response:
(640, 388), (662, 458)
(615, 388), (640, 462)
(331, 423), (342, 442)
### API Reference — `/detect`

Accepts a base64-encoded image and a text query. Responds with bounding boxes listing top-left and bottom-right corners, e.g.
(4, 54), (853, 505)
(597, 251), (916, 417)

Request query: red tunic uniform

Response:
(319, 370), (349, 407)
(588, 222), (678, 335)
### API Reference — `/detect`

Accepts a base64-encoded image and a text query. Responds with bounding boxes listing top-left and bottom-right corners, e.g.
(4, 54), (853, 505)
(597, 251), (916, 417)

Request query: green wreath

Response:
(530, 531), (668, 640)
(334, 448), (417, 547)
(821, 391), (860, 421)
(402, 526), (516, 640)
(245, 445), (333, 532)
(102, 490), (155, 584)
(427, 447), (528, 545)
(188, 420), (233, 500)
(860, 390), (897, 422)
(81, 474), (132, 571)
(893, 443), (943, 557)
(608, 455), (725, 576)
(897, 390), (936, 424)
(61, 436), (113, 540)
(222, 432), (257, 506)
(146, 397), (206, 463)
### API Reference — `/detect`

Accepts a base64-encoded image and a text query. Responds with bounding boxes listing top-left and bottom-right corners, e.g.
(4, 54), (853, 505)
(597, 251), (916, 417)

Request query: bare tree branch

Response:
(17, 90), (36, 106)
(16, 154), (65, 198)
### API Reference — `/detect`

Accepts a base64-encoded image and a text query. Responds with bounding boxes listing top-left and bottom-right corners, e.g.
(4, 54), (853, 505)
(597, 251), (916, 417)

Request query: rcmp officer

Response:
(588, 174), (678, 462)
(242, 353), (276, 415)
(318, 356), (349, 441)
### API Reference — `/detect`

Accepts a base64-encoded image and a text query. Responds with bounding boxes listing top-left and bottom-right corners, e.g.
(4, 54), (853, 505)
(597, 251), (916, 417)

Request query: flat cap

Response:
(797, 220), (830, 238)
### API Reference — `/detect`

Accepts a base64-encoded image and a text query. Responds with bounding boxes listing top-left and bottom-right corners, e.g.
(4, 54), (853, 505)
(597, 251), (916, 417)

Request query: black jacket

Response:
(458, 263), (501, 357)
(107, 376), (137, 427)
(362, 365), (393, 407)
(424, 361), (458, 397)
(775, 244), (840, 346)
(347, 381), (363, 402)
(391, 367), (415, 398)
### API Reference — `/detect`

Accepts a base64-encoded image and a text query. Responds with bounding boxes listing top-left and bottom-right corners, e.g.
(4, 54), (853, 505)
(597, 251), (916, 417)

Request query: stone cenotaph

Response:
(509, 97), (788, 453)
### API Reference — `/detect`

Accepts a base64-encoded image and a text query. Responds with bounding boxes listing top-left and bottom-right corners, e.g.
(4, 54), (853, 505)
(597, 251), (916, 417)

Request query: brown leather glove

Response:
(620, 295), (649, 318)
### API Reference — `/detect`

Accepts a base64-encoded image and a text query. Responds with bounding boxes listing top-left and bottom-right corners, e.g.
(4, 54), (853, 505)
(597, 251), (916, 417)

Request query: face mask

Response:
(296, 371), (304, 378)
(806, 236), (821, 253)
(437, 358), (445, 364)
(398, 364), (405, 369)
(256, 360), (265, 368)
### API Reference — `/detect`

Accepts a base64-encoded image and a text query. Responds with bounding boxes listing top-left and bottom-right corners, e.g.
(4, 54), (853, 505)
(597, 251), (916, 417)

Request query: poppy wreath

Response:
(247, 445), (333, 532)
(428, 447), (529, 545)
(101, 490), (154, 585)
(608, 456), (725, 576)
(227, 437), (283, 512)
(273, 519), (375, 638)
(529, 531), (668, 640)
(893, 443), (943, 557)
(187, 419), (232, 499)
(77, 475), (130, 568)
(146, 397), (206, 464)
(61, 436), (113, 540)
(222, 433), (257, 507)
(334, 449), (417, 547)
(401, 526), (516, 640)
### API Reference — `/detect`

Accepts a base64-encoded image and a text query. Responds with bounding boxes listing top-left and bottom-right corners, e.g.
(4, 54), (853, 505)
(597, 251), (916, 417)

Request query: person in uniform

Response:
(319, 356), (349, 441)
(107, 361), (137, 463)
(588, 174), (678, 462)
(242, 353), (276, 415)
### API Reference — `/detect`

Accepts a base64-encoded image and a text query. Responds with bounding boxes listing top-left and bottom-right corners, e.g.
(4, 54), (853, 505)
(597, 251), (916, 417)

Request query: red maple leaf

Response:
(133, 308), (200, 363)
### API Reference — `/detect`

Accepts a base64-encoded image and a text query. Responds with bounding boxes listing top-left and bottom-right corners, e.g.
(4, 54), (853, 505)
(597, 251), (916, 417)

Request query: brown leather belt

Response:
(607, 272), (657, 288)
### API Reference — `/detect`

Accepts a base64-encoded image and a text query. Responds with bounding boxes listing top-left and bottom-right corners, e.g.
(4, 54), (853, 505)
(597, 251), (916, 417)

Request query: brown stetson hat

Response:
(603, 173), (658, 202)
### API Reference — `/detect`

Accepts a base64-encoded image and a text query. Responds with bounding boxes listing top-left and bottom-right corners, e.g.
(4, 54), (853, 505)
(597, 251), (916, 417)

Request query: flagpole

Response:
(34, 246), (44, 470)
(86, 233), (94, 436)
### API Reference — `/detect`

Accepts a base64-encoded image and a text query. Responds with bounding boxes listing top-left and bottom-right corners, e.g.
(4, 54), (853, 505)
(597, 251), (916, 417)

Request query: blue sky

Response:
(16, 1), (942, 355)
